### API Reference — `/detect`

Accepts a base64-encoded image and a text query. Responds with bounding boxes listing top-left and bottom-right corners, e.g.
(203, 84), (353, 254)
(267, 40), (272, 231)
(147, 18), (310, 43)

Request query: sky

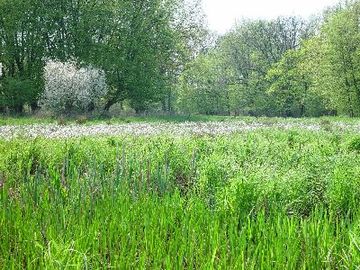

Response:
(202, 0), (340, 33)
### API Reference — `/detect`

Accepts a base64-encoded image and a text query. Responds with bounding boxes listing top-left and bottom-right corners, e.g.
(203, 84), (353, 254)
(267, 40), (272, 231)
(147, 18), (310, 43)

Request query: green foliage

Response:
(348, 136), (360, 152)
(0, 0), (44, 112)
(3, 0), (360, 117)
(267, 48), (328, 117)
(176, 1), (360, 118)
(177, 16), (316, 117)
(1, 128), (360, 267)
(312, 1), (360, 116)
(0, 0), (206, 114)
(0, 77), (39, 112)
(177, 52), (229, 115)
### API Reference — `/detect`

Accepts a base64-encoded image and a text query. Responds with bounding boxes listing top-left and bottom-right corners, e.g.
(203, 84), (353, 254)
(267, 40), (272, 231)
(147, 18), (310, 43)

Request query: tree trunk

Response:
(345, 78), (355, 117)
(10, 104), (23, 114)
(103, 97), (117, 112)
(30, 102), (39, 113)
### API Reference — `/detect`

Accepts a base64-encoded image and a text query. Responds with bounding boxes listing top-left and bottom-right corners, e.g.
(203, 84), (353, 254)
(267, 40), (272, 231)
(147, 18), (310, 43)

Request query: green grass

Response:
(0, 114), (231, 126)
(2, 129), (360, 268)
(2, 114), (360, 126)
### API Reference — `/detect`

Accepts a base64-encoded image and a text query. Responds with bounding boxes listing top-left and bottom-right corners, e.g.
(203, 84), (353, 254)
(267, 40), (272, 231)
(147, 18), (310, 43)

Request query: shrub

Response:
(39, 60), (108, 115)
(0, 77), (38, 113)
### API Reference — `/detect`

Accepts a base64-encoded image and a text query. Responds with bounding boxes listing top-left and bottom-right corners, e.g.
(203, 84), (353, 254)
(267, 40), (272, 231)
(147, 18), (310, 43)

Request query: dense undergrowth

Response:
(0, 114), (230, 126)
(0, 114), (358, 126)
(2, 130), (360, 268)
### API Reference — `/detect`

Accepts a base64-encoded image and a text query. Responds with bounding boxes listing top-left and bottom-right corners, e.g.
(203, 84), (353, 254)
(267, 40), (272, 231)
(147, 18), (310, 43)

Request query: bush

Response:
(0, 77), (38, 113)
(39, 60), (108, 115)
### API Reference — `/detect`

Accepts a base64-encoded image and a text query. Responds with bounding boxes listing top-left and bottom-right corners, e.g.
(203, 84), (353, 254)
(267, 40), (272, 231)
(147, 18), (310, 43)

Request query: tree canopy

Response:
(1, 0), (360, 117)
(176, 0), (360, 117)
(0, 0), (206, 114)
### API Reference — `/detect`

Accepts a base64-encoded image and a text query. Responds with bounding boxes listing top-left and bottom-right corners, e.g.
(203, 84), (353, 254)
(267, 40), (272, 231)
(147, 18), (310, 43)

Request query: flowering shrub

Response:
(39, 60), (108, 114)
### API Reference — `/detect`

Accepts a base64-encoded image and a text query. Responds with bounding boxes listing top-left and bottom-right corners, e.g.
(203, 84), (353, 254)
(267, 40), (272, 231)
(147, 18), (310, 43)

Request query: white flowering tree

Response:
(39, 60), (108, 114)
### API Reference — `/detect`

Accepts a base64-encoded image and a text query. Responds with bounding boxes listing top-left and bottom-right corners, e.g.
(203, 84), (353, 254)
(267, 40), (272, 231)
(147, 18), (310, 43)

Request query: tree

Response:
(0, 0), (45, 112)
(0, 0), (208, 114)
(208, 17), (311, 116)
(177, 51), (229, 115)
(97, 0), (207, 113)
(266, 40), (328, 117)
(176, 16), (317, 117)
(39, 60), (108, 115)
(318, 1), (360, 116)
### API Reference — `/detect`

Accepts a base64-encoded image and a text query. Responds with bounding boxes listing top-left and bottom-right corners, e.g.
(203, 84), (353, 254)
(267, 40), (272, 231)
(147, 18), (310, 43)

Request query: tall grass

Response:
(1, 130), (360, 268)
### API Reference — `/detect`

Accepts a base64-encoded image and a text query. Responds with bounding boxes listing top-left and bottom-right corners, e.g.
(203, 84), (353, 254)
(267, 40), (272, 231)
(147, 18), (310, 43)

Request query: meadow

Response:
(2, 118), (360, 269)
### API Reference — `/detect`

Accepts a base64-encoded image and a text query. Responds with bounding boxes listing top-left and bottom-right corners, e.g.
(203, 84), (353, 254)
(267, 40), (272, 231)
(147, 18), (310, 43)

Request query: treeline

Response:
(178, 0), (360, 117)
(0, 0), (206, 114)
(1, 0), (360, 117)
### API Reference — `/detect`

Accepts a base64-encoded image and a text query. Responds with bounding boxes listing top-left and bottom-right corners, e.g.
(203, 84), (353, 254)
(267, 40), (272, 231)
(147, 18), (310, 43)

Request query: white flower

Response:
(39, 60), (108, 114)
(0, 121), (357, 140)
